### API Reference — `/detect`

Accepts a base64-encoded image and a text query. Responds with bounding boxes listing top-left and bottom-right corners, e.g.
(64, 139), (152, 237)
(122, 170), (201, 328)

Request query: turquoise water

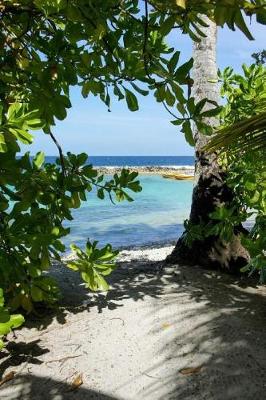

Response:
(64, 175), (193, 250)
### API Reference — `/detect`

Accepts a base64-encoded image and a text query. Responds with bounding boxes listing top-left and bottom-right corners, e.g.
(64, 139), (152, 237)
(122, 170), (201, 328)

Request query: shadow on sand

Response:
(0, 373), (120, 399)
(1, 252), (266, 399)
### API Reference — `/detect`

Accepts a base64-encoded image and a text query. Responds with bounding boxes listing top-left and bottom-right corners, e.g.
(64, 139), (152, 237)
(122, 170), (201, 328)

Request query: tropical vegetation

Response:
(0, 1), (265, 346)
(207, 61), (266, 281)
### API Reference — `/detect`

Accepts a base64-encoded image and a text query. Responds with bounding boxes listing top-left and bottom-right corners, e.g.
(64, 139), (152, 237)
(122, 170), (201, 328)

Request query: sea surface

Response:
(46, 156), (194, 250)
(46, 155), (194, 167)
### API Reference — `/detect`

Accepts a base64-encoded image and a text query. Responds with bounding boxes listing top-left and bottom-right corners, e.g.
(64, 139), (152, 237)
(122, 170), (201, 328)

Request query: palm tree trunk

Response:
(167, 16), (249, 271)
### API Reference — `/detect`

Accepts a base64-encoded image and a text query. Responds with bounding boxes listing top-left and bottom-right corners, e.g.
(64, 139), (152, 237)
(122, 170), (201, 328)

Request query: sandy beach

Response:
(1, 245), (266, 400)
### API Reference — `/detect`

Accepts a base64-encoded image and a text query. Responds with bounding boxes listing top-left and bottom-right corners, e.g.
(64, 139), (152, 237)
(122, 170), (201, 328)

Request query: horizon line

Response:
(41, 154), (195, 157)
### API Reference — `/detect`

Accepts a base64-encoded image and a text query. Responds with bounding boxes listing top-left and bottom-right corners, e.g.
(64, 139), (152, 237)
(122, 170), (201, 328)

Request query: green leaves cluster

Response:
(219, 64), (266, 126)
(241, 215), (266, 283)
(184, 61), (266, 280)
(206, 63), (266, 280)
(0, 103), (43, 153)
(184, 205), (247, 247)
(68, 241), (118, 291)
(0, 288), (24, 350)
(0, 149), (141, 313)
(219, 64), (266, 280)
(225, 157), (266, 280)
(96, 170), (142, 202)
(153, 0), (266, 41)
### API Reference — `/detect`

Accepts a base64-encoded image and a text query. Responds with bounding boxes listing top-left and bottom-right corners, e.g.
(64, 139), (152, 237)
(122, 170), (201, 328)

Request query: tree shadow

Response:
(15, 244), (261, 331)
(0, 373), (120, 399)
(25, 222), (185, 332)
(24, 248), (173, 331)
(0, 250), (172, 375)
(47, 259), (265, 399)
(130, 264), (266, 399)
(0, 340), (49, 378)
(2, 249), (265, 399)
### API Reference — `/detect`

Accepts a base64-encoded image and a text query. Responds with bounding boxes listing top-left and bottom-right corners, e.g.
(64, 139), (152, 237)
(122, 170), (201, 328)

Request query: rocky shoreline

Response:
(97, 165), (195, 175)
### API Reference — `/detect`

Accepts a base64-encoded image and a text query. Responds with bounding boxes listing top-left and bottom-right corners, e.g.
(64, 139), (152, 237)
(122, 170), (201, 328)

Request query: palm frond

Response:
(205, 112), (266, 154)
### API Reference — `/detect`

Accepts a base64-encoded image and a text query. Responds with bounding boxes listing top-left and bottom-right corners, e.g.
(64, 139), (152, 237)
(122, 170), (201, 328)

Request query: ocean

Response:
(46, 155), (194, 167)
(47, 156), (194, 251)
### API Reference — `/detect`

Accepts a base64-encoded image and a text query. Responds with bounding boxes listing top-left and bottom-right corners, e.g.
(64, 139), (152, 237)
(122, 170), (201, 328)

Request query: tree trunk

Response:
(167, 16), (249, 272)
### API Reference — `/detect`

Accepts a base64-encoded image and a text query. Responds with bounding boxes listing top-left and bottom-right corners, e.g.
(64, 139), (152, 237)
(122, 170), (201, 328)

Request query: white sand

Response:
(1, 245), (266, 400)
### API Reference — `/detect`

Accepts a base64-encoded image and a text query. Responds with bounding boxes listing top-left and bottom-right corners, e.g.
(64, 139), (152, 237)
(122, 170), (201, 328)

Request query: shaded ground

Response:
(1, 246), (266, 400)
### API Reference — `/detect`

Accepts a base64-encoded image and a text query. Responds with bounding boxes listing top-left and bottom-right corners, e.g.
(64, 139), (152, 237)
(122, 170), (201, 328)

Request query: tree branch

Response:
(143, 0), (150, 77)
(48, 131), (66, 178)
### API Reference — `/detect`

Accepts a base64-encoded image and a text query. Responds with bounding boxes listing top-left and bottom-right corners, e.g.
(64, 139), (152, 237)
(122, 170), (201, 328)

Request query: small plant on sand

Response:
(0, 289), (24, 350)
(68, 241), (118, 291)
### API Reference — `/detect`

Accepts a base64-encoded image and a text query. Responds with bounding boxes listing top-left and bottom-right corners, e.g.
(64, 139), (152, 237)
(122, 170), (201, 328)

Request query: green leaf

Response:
(53, 102), (67, 120)
(249, 190), (260, 204)
(0, 311), (10, 323)
(8, 314), (25, 329)
(171, 119), (183, 126)
(181, 121), (194, 146)
(175, 58), (193, 81)
(33, 152), (45, 169)
(0, 133), (7, 152)
(130, 82), (149, 96)
(114, 85), (124, 100)
(177, 102), (186, 116)
(257, 11), (266, 25)
(0, 289), (4, 307)
(26, 117), (43, 129)
(171, 83), (186, 104)
(196, 120), (213, 135)
(187, 97), (196, 114)
(245, 181), (256, 191)
(125, 89), (139, 111)
(168, 51), (180, 73)
(31, 286), (44, 302)
(165, 87), (175, 107)
(160, 16), (176, 36)
(82, 81), (104, 98)
(154, 85), (166, 103)
(214, 5), (228, 26)
(201, 106), (222, 118)
(10, 128), (33, 144)
(0, 314), (24, 335)
(7, 103), (22, 121)
(97, 188), (105, 199)
(234, 10), (254, 40)
(176, 0), (186, 9)
(94, 275), (109, 291)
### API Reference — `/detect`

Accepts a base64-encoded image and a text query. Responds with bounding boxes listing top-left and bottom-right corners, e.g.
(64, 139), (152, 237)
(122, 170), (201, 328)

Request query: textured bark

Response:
(167, 16), (249, 272)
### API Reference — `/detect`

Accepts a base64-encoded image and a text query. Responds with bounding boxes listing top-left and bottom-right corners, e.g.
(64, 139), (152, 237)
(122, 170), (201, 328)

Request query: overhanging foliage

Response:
(0, 0), (266, 345)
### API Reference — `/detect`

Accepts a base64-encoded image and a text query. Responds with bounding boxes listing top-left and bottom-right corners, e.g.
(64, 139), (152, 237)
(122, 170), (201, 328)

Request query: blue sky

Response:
(27, 20), (265, 156)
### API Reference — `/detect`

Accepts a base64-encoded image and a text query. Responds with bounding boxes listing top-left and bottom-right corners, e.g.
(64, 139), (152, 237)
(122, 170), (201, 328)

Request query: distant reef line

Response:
(97, 165), (195, 175)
